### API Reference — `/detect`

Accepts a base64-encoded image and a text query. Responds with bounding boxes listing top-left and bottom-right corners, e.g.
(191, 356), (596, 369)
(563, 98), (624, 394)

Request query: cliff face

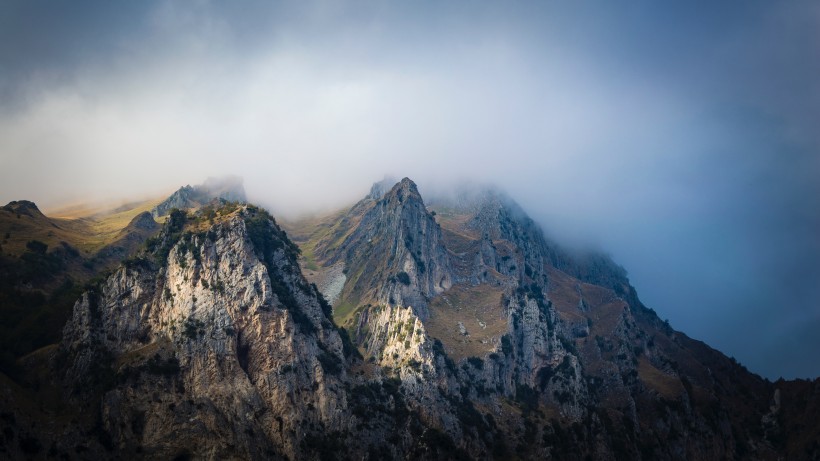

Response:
(59, 205), (350, 459)
(328, 178), (453, 318)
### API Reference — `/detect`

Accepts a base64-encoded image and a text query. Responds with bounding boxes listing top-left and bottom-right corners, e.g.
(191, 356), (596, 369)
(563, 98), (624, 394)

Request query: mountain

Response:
(288, 177), (820, 460)
(151, 176), (246, 218)
(1, 177), (818, 460)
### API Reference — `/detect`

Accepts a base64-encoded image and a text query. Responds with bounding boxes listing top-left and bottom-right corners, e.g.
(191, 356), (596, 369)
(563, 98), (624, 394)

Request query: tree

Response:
(26, 240), (48, 254)
(396, 271), (411, 286)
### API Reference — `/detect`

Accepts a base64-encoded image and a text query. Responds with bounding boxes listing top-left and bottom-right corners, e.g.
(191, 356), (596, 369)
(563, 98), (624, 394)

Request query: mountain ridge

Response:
(0, 177), (818, 460)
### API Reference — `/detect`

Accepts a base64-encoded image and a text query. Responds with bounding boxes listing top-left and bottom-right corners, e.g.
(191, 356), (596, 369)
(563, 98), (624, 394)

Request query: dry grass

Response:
(281, 208), (347, 268)
(181, 203), (244, 234)
(115, 337), (173, 369)
(547, 266), (627, 339)
(1, 197), (163, 257)
(637, 356), (683, 399)
(432, 210), (480, 239)
(426, 283), (508, 360)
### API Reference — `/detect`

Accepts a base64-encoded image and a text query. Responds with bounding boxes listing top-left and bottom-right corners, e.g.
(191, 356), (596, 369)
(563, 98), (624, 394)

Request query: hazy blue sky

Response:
(1, 1), (818, 379)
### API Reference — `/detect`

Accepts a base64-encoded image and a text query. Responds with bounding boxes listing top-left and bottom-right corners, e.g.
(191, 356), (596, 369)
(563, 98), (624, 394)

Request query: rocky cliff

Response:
(53, 204), (352, 459)
(326, 178), (453, 317)
(2, 179), (819, 460)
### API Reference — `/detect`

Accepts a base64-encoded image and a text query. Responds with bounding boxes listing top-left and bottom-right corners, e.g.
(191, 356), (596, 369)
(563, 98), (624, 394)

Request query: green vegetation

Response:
(515, 384), (539, 416)
(337, 327), (362, 360)
(300, 431), (347, 461)
(25, 240), (48, 254)
(317, 351), (343, 375)
(146, 208), (187, 265)
(242, 206), (322, 335)
(396, 271), (411, 286)
(467, 357), (485, 370)
(182, 318), (205, 340)
(146, 354), (181, 376)
(432, 338), (456, 373)
(501, 334), (513, 356)
(0, 242), (85, 375)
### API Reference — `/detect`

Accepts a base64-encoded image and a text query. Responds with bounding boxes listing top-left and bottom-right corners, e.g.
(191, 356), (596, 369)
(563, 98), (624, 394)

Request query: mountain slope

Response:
(55, 204), (350, 458)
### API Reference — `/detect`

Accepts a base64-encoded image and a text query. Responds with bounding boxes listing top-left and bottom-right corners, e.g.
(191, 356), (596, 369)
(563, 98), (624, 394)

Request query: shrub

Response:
(146, 354), (180, 376)
(467, 357), (484, 370)
(396, 271), (411, 286)
(182, 318), (205, 340)
(26, 240), (48, 254)
(317, 351), (342, 376)
(501, 334), (513, 355)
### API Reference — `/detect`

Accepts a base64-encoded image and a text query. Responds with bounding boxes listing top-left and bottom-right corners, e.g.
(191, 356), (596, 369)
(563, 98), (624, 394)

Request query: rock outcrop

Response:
(327, 178), (453, 317)
(94, 211), (160, 262)
(152, 175), (246, 218)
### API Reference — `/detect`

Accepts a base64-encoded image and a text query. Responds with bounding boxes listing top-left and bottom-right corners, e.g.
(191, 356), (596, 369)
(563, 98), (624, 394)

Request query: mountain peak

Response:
(2, 200), (44, 218)
(382, 177), (422, 205)
(152, 176), (246, 217)
(317, 175), (452, 318)
(366, 175), (398, 200)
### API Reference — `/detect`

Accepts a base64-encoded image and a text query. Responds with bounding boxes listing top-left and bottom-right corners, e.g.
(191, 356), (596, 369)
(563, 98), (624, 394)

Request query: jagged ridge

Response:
(2, 179), (819, 460)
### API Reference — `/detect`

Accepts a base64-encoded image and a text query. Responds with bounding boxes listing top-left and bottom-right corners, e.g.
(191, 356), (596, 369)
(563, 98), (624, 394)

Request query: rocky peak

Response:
(125, 211), (158, 232)
(384, 177), (422, 202)
(2, 199), (45, 218)
(59, 202), (351, 459)
(433, 185), (630, 293)
(5, 182), (816, 460)
(366, 175), (398, 200)
(330, 178), (453, 317)
(151, 176), (247, 218)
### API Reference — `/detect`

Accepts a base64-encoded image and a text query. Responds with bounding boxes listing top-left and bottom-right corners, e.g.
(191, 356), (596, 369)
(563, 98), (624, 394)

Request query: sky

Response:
(1, 0), (818, 379)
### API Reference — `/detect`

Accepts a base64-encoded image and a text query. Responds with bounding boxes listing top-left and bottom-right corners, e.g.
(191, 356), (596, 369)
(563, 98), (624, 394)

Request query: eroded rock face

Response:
(329, 178), (453, 317)
(60, 205), (349, 459)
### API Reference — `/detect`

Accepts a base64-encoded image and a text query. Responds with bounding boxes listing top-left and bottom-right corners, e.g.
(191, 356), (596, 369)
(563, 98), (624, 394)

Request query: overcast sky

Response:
(1, 0), (818, 379)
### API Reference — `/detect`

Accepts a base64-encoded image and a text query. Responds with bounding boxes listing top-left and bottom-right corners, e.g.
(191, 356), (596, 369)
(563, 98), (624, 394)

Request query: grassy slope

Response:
(426, 284), (507, 360)
(1, 197), (163, 257)
(281, 202), (374, 326)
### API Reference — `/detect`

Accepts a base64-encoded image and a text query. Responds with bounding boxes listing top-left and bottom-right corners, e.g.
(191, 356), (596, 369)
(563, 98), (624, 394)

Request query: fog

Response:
(1, 1), (818, 379)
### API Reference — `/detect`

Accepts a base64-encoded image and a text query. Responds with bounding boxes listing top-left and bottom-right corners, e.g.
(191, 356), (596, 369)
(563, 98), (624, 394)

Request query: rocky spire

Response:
(332, 177), (453, 317)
